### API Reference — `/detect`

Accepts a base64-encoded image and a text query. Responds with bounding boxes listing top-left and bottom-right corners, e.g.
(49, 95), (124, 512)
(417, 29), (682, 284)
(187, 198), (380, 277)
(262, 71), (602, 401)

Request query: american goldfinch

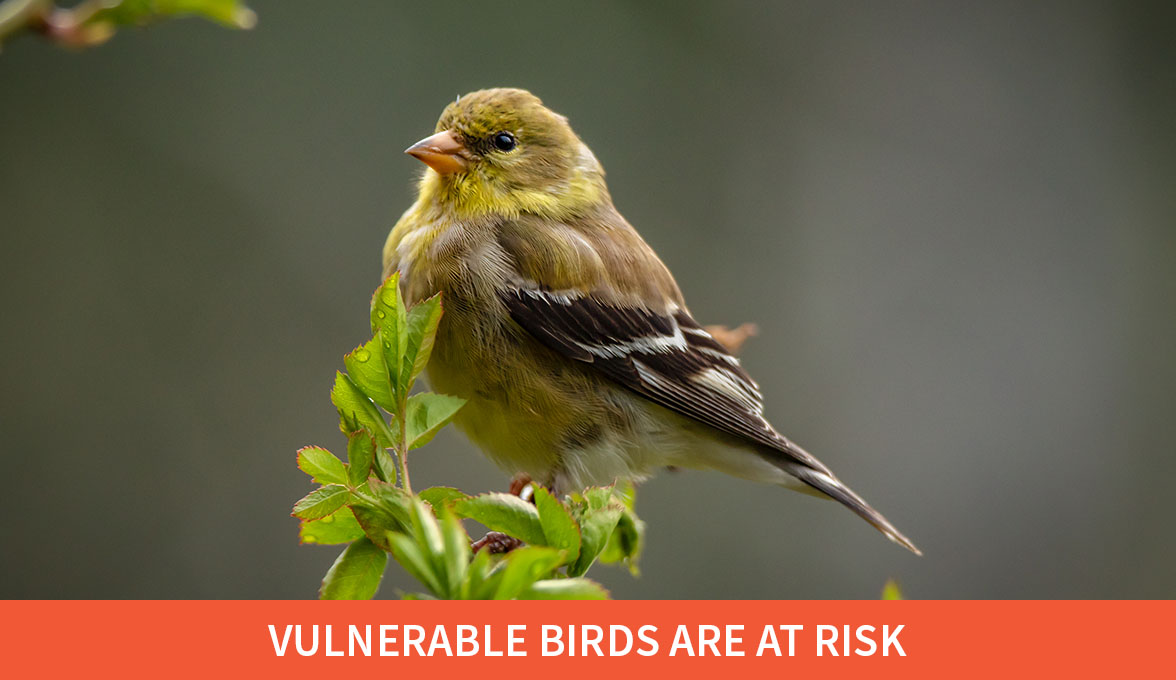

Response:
(383, 88), (920, 555)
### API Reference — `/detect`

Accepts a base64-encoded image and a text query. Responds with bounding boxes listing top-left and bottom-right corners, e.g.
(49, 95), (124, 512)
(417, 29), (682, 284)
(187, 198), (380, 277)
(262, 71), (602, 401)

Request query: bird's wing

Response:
(499, 287), (828, 473)
(501, 286), (923, 555)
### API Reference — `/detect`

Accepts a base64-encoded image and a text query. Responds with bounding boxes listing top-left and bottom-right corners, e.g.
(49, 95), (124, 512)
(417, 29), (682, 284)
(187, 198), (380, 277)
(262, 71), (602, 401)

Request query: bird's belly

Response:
(420, 301), (662, 488)
(421, 304), (567, 480)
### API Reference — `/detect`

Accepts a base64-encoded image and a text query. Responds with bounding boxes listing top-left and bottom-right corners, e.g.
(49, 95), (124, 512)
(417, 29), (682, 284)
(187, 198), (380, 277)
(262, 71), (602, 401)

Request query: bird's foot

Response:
(468, 474), (535, 555)
(471, 531), (523, 555)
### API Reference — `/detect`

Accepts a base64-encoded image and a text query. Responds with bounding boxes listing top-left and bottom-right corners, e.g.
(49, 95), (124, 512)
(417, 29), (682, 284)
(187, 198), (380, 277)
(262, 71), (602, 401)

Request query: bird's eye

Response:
(491, 132), (517, 152)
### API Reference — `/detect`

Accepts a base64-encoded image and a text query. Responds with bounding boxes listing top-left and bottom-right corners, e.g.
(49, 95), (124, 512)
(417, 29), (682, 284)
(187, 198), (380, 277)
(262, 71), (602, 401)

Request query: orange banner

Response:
(1, 600), (1168, 678)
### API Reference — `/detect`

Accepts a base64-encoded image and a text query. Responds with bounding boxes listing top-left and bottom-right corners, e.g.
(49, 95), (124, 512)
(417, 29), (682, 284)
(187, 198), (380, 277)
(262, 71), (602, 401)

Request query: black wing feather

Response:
(500, 289), (826, 472)
(500, 288), (922, 555)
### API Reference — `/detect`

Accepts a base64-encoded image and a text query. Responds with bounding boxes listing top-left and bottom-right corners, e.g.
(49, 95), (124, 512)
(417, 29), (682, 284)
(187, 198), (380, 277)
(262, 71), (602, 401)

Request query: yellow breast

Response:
(383, 199), (592, 479)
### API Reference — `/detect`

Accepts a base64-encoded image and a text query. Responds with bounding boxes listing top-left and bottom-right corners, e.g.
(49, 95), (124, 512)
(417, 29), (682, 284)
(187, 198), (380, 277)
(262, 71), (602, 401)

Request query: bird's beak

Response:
(405, 130), (469, 175)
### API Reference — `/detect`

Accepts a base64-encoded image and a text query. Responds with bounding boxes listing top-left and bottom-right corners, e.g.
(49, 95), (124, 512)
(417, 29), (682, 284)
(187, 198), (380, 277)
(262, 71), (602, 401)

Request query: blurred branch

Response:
(0, 0), (255, 50)
(0, 0), (50, 44)
(703, 322), (758, 354)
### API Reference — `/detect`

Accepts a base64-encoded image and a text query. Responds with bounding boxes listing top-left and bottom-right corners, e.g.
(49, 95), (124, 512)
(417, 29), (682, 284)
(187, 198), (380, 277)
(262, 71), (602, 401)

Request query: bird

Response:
(383, 87), (920, 555)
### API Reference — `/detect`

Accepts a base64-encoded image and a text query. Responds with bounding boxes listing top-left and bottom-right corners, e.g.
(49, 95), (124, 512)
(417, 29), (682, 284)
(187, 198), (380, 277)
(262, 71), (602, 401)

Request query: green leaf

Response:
(598, 506), (645, 575)
(343, 335), (395, 413)
(406, 499), (447, 590)
(568, 490), (625, 577)
(331, 372), (396, 449)
(320, 538), (387, 600)
(454, 493), (546, 546)
(438, 506), (471, 599)
(387, 532), (445, 598)
(405, 392), (465, 449)
(296, 446), (346, 486)
(350, 506), (397, 551)
(402, 294), (442, 389)
(375, 450), (398, 485)
(346, 429), (375, 489)
(88, 0), (257, 30)
(580, 486), (616, 510)
(614, 479), (639, 512)
(882, 579), (904, 601)
(370, 273), (408, 394)
(419, 486), (470, 512)
(461, 548), (497, 600)
(493, 547), (564, 600)
(598, 482), (645, 574)
(299, 507), (365, 545)
(519, 578), (610, 600)
(351, 479), (412, 548)
(533, 487), (581, 565)
(292, 484), (349, 520)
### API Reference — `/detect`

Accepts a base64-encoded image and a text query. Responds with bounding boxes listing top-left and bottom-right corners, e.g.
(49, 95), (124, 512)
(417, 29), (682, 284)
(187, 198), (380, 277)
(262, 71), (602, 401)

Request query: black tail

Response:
(785, 462), (922, 556)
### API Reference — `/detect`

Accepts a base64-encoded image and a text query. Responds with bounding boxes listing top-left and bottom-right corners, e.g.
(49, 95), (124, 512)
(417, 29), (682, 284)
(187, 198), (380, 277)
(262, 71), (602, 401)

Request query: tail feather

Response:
(785, 463), (922, 556)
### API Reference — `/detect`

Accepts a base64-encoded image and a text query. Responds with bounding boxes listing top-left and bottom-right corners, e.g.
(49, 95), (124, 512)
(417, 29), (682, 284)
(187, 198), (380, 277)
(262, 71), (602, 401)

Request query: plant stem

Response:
(397, 398), (411, 495)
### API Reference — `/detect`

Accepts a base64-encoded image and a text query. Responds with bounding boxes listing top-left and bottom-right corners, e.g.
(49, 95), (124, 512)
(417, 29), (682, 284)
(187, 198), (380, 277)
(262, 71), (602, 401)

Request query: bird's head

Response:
(406, 88), (608, 219)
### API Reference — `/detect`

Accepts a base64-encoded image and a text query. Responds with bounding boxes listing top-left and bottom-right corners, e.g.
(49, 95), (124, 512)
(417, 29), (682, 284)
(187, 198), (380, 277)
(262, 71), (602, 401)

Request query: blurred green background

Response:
(2, 0), (1173, 599)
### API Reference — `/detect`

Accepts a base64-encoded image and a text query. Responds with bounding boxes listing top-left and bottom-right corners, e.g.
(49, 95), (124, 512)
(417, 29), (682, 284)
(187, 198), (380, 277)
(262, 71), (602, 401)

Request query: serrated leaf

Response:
(405, 392), (465, 449)
(350, 506), (395, 551)
(370, 274), (408, 394)
(296, 446), (346, 485)
(598, 483), (644, 574)
(331, 372), (396, 449)
(402, 294), (442, 390)
(366, 476), (411, 507)
(343, 335), (395, 412)
(580, 486), (615, 510)
(533, 487), (580, 565)
(519, 578), (610, 600)
(454, 493), (545, 546)
(387, 532), (445, 598)
(419, 486), (470, 512)
(320, 538), (386, 600)
(568, 492), (624, 577)
(346, 429), (375, 488)
(300, 507), (365, 545)
(598, 506), (645, 575)
(292, 484), (350, 520)
(493, 547), (564, 600)
(351, 480), (412, 548)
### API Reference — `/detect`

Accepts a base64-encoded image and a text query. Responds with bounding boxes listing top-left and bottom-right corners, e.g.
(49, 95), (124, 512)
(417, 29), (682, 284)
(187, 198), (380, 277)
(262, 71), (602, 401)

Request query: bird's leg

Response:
(509, 472), (535, 501)
(469, 473), (534, 555)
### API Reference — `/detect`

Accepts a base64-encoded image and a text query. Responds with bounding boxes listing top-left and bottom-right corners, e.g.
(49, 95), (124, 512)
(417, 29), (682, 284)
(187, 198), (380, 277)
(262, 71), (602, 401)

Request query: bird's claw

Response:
(471, 531), (523, 554)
